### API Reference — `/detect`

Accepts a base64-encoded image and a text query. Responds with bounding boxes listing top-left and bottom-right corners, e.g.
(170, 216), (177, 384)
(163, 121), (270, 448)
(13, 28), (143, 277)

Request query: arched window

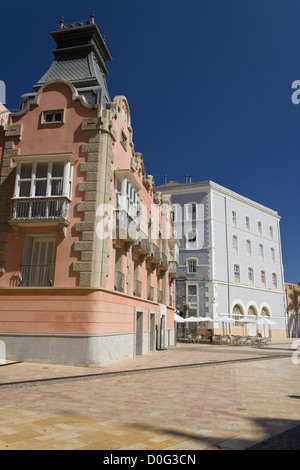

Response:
(232, 210), (237, 226)
(248, 306), (257, 317)
(257, 221), (262, 235)
(261, 270), (266, 287)
(245, 216), (250, 231)
(232, 235), (238, 252)
(270, 247), (275, 263)
(261, 306), (270, 317)
(234, 264), (240, 283)
(269, 225), (273, 239)
(259, 243), (264, 260)
(248, 267), (254, 285)
(233, 304), (244, 319)
(246, 239), (252, 256)
(272, 272), (278, 289)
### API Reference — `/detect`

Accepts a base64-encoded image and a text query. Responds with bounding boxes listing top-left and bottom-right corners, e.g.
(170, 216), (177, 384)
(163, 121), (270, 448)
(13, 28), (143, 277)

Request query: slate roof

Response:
(33, 15), (112, 106)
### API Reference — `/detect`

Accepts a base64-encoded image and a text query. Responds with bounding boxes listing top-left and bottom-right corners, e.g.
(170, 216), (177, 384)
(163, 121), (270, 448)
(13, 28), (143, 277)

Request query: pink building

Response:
(0, 14), (178, 366)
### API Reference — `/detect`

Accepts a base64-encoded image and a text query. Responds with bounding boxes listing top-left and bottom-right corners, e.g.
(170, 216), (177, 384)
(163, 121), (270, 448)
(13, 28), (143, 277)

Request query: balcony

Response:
(147, 285), (154, 301)
(146, 241), (161, 267)
(168, 261), (178, 279)
(10, 197), (70, 236)
(114, 210), (137, 246)
(160, 252), (169, 271)
(133, 231), (151, 259)
(133, 279), (142, 298)
(19, 263), (55, 287)
(158, 290), (164, 304)
(114, 271), (125, 293)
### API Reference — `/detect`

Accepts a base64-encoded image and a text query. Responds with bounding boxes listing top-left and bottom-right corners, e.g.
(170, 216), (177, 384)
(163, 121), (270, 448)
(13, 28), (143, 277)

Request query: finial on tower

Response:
(90, 11), (95, 24)
(59, 16), (64, 30)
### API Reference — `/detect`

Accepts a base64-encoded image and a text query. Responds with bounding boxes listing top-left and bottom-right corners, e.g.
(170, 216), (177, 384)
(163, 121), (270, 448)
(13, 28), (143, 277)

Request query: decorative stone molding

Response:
(73, 108), (115, 287)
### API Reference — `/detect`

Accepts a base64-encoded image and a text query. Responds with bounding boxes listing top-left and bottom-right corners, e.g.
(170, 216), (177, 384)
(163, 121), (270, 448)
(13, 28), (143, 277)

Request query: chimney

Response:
(189, 176), (192, 183)
(185, 174), (188, 184)
(164, 175), (167, 185)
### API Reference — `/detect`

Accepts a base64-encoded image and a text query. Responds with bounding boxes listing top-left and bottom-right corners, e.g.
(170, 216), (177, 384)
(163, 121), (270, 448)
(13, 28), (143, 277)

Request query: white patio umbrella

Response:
(185, 316), (201, 322)
(174, 313), (185, 323)
(256, 317), (277, 337)
(198, 316), (214, 322)
(235, 316), (257, 323)
(215, 314), (235, 334)
(235, 316), (257, 336)
(256, 317), (277, 325)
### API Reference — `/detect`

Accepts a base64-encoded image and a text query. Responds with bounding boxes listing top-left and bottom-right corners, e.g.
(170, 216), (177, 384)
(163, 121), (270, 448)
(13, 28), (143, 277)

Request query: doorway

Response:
(149, 312), (156, 351)
(135, 310), (143, 356)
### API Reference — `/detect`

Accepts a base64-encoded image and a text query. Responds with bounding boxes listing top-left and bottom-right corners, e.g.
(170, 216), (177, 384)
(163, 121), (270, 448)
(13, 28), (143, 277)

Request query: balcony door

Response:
(21, 237), (56, 286)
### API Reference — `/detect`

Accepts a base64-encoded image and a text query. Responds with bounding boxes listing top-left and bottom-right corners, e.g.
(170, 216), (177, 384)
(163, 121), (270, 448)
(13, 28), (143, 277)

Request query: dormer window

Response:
(42, 109), (64, 124)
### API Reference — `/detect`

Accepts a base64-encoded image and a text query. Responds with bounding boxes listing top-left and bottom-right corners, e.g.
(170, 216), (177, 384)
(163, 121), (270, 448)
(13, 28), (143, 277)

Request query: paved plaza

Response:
(0, 338), (299, 450)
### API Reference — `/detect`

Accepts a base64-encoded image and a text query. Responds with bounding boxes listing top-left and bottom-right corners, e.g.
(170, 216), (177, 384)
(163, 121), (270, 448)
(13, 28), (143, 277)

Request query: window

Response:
(232, 235), (238, 252)
(257, 221), (262, 235)
(232, 210), (237, 226)
(234, 264), (240, 283)
(246, 239), (251, 256)
(42, 109), (64, 124)
(269, 225), (273, 239)
(187, 203), (197, 220)
(186, 229), (197, 249)
(19, 164), (32, 197)
(248, 267), (254, 285)
(188, 285), (197, 296)
(270, 247), (275, 263)
(245, 216), (250, 231)
(272, 272), (278, 289)
(187, 285), (197, 308)
(259, 243), (264, 260)
(188, 259), (197, 273)
(15, 161), (72, 199)
(20, 235), (57, 287)
(261, 270), (266, 287)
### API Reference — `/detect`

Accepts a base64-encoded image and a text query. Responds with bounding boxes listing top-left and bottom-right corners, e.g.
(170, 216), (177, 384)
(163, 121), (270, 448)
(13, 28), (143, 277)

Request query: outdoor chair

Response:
(239, 336), (248, 346)
(220, 335), (230, 345)
(260, 337), (271, 346)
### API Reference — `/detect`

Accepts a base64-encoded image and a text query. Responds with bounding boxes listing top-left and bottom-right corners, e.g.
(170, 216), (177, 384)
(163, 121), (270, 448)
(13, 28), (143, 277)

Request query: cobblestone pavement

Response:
(0, 339), (299, 450)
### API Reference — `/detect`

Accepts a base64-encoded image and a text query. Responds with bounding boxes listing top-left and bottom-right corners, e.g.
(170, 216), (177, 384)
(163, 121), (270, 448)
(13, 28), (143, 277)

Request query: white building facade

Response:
(157, 180), (287, 338)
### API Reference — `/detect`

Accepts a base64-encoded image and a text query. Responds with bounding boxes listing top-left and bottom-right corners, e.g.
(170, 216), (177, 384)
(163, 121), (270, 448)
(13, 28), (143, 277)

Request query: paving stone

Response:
(0, 339), (299, 450)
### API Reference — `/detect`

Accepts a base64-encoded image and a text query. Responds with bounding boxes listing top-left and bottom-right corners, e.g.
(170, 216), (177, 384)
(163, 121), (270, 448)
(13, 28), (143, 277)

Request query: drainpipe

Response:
(224, 197), (231, 315)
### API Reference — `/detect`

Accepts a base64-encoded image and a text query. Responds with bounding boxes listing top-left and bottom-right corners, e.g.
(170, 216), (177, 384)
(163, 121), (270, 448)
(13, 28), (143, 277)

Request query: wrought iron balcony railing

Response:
(158, 290), (164, 304)
(11, 197), (70, 222)
(114, 271), (125, 293)
(19, 263), (55, 287)
(133, 279), (142, 298)
(114, 209), (137, 243)
(147, 286), (154, 302)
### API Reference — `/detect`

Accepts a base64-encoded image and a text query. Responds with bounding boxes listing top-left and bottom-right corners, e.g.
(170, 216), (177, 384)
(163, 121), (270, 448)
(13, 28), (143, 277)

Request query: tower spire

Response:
(33, 13), (112, 107)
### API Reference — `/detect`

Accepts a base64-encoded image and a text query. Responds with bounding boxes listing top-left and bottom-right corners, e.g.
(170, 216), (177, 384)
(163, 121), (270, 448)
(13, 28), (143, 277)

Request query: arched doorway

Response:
(247, 305), (258, 336)
(259, 306), (271, 337)
(232, 304), (244, 335)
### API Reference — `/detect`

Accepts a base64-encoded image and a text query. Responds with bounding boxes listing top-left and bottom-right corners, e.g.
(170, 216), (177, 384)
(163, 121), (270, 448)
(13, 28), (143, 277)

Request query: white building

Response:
(157, 180), (287, 338)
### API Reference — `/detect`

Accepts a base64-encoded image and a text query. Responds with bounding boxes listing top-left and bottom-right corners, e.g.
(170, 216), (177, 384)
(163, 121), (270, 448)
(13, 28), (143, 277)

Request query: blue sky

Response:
(1, 0), (299, 283)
